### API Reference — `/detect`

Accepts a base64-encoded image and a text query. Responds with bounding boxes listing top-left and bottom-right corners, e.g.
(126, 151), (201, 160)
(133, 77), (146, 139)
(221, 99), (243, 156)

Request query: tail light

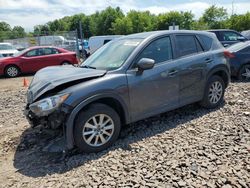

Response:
(224, 51), (235, 58)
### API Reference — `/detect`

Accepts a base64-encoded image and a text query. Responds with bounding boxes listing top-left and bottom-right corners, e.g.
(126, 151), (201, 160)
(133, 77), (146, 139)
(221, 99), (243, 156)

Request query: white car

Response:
(88, 35), (123, 55)
(0, 43), (18, 57)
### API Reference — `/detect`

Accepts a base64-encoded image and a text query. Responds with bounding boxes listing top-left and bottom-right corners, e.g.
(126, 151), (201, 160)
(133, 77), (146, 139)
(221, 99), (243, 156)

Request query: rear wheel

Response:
(74, 103), (121, 153)
(4, 65), (20, 78)
(238, 64), (250, 81)
(200, 75), (225, 108)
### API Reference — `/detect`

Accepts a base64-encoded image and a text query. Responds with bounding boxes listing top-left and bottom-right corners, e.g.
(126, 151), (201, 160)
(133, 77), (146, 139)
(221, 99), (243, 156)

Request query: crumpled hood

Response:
(27, 66), (106, 103)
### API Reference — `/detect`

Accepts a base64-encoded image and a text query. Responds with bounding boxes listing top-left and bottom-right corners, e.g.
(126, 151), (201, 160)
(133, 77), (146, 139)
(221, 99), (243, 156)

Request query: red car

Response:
(0, 46), (79, 77)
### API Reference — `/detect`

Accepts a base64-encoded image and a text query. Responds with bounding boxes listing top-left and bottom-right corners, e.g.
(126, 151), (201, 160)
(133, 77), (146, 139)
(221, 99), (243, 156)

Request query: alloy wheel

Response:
(241, 67), (250, 80)
(208, 81), (223, 104)
(7, 66), (18, 77)
(82, 114), (114, 147)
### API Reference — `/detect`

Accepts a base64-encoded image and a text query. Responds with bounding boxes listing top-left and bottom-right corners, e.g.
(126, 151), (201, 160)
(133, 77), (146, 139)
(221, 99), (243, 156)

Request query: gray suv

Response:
(25, 30), (231, 153)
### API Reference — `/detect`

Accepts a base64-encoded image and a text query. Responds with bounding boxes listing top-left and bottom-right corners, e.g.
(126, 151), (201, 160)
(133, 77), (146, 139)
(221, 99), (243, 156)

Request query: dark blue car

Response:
(227, 41), (250, 81)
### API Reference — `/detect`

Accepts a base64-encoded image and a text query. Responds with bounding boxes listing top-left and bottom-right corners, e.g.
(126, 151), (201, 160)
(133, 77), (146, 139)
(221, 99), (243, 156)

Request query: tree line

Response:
(0, 5), (250, 41)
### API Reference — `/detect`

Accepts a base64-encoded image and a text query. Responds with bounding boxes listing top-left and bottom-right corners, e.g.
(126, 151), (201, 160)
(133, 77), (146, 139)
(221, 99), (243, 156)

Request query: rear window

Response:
(176, 35), (202, 57)
(197, 35), (213, 51)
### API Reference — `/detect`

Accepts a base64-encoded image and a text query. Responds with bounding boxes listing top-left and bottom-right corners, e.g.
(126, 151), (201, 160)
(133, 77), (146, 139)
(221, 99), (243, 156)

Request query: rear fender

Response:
(206, 65), (230, 87)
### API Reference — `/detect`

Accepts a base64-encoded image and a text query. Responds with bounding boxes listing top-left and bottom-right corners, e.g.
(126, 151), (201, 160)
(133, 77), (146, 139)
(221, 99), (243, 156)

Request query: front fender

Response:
(64, 92), (130, 150)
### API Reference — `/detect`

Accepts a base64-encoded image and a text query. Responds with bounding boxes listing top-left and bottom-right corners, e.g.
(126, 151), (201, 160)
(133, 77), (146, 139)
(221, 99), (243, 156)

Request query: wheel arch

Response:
(207, 65), (230, 88)
(61, 60), (71, 65)
(65, 93), (130, 150)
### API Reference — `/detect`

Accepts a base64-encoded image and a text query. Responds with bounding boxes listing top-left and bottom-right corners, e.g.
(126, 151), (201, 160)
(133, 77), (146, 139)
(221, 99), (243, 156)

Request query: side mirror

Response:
(137, 58), (155, 71)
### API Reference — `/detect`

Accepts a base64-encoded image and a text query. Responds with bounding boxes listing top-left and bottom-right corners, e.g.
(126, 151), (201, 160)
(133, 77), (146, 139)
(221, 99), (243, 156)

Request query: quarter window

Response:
(198, 35), (212, 51)
(137, 37), (173, 64)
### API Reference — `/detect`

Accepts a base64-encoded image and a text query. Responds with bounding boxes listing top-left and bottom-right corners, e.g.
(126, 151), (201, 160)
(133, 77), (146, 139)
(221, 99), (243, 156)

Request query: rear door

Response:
(126, 36), (180, 121)
(173, 34), (212, 105)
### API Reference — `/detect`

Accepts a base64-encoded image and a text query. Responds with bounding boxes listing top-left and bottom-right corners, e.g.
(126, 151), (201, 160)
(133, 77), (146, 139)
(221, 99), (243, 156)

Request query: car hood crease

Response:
(28, 66), (106, 103)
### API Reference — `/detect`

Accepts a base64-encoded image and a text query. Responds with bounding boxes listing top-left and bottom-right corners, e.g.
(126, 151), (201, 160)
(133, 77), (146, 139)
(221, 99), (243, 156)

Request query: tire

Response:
(200, 75), (225, 109)
(238, 64), (250, 81)
(61, 61), (71, 65)
(74, 103), (121, 153)
(4, 65), (20, 78)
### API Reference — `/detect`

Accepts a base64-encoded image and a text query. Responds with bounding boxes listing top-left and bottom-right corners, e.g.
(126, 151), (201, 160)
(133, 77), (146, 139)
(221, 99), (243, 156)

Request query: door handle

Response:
(205, 58), (213, 64)
(168, 70), (178, 77)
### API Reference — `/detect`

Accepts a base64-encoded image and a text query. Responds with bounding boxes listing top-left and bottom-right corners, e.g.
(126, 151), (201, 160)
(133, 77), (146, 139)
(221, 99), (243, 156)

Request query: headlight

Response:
(29, 93), (69, 116)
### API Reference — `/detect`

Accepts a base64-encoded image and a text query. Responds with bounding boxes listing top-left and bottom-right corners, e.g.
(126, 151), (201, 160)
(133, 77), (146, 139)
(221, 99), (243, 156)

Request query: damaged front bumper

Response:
(24, 104), (72, 152)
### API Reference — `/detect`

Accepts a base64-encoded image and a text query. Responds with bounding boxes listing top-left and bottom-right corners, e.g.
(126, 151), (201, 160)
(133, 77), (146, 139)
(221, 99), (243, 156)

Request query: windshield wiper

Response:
(81, 65), (96, 69)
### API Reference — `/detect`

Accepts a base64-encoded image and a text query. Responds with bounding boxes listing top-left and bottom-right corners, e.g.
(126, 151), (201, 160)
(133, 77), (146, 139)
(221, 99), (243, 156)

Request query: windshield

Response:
(81, 38), (142, 70)
(0, 44), (15, 50)
(228, 42), (249, 52)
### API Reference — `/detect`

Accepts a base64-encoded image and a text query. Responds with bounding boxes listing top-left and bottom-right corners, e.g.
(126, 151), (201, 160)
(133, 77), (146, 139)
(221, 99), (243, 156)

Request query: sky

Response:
(0, 0), (250, 31)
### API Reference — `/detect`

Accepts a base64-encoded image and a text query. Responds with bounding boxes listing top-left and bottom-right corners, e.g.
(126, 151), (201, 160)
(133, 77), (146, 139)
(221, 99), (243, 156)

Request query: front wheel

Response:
(5, 65), (20, 78)
(200, 75), (225, 109)
(74, 103), (121, 153)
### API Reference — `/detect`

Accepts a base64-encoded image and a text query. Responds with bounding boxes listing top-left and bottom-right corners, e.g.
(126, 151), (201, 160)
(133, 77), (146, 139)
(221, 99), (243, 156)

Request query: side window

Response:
(176, 35), (199, 57)
(221, 31), (241, 41)
(43, 48), (53, 55)
(136, 36), (173, 64)
(26, 49), (38, 57)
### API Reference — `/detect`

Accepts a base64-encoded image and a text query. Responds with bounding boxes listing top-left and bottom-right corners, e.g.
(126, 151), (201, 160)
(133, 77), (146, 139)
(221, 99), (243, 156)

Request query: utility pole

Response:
(79, 21), (85, 59)
(75, 29), (80, 59)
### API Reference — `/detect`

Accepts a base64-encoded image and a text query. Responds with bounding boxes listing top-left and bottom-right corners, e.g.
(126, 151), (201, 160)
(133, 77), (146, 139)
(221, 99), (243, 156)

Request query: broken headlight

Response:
(29, 93), (69, 116)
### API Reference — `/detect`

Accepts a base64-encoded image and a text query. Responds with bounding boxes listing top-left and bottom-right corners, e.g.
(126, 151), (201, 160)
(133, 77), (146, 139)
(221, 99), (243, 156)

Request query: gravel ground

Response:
(0, 77), (249, 188)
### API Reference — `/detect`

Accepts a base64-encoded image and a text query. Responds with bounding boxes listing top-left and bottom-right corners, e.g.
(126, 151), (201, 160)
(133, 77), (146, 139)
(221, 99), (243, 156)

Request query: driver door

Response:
(20, 48), (43, 73)
(126, 36), (180, 121)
